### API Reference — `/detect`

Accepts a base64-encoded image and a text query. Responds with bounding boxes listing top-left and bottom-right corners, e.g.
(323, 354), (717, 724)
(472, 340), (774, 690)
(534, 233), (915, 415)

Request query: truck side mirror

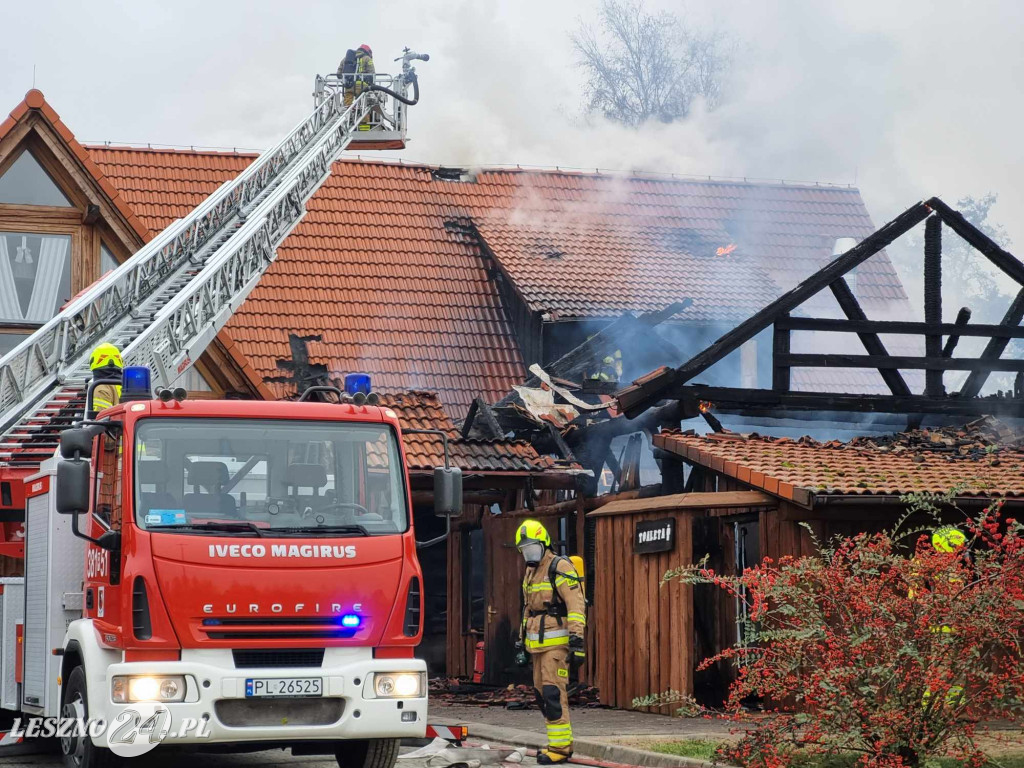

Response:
(60, 426), (94, 460)
(433, 466), (462, 517)
(56, 458), (91, 516)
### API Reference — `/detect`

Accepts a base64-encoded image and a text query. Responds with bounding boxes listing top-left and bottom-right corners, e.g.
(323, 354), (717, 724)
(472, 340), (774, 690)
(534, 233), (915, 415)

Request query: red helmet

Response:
(358, 44), (372, 56)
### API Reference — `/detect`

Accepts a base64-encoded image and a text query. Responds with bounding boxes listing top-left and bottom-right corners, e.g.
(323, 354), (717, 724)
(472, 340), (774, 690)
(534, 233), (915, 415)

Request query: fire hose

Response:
(368, 70), (420, 105)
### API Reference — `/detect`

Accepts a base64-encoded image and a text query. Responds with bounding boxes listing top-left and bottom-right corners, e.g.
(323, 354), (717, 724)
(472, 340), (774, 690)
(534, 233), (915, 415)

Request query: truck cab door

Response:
(84, 417), (123, 635)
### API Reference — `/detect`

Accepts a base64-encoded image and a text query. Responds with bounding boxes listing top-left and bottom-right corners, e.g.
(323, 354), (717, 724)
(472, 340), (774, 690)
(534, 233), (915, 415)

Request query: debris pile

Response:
(429, 678), (605, 709)
(843, 416), (1023, 456)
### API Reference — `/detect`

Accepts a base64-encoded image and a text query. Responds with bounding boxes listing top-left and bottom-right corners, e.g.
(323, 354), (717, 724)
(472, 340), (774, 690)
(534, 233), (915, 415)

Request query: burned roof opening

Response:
(430, 167), (477, 183)
(660, 227), (718, 257)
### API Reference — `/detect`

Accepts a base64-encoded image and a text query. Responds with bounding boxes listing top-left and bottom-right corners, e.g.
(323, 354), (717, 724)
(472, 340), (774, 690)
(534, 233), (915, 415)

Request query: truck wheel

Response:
(61, 666), (118, 768)
(336, 738), (400, 768)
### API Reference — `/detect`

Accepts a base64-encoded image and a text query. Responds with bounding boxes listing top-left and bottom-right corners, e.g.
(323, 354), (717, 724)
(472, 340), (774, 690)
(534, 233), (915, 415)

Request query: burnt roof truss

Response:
(617, 197), (1024, 419)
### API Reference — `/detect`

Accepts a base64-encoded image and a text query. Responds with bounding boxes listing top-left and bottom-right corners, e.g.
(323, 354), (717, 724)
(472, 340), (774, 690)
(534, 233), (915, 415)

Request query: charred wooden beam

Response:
(617, 201), (933, 417)
(941, 308), (972, 358)
(830, 277), (911, 396)
(461, 397), (504, 439)
(777, 316), (1024, 338)
(772, 315), (791, 392)
(566, 399), (693, 445)
(779, 353), (1024, 372)
(927, 197), (1024, 287)
(545, 422), (576, 462)
(924, 216), (944, 396)
(959, 288), (1024, 398)
(700, 408), (725, 433)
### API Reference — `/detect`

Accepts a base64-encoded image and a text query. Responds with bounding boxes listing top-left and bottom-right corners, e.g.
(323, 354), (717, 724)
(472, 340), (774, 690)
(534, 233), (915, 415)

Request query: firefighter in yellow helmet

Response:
(918, 525), (968, 709)
(89, 343), (123, 413)
(516, 519), (586, 764)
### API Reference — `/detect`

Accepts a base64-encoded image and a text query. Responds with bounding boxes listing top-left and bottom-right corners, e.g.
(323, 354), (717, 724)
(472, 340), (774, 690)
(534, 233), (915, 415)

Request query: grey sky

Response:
(3, 0), (1022, 258)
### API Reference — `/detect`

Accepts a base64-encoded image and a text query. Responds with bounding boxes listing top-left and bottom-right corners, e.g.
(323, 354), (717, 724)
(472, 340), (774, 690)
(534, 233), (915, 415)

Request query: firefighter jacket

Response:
(93, 383), (121, 412)
(356, 52), (375, 84)
(521, 550), (586, 653)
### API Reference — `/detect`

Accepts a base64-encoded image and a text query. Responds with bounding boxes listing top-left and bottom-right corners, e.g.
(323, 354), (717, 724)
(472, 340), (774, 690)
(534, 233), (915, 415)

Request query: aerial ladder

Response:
(0, 50), (428, 557)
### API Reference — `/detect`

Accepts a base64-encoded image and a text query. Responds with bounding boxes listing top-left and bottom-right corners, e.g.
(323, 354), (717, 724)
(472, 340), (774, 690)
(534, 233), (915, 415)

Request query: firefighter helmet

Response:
(90, 343), (123, 371)
(358, 44), (372, 56)
(515, 519), (550, 549)
(932, 526), (966, 553)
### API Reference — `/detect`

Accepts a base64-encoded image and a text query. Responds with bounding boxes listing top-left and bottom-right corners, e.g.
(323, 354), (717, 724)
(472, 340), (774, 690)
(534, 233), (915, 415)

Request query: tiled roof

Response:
(378, 391), (558, 474)
(469, 171), (906, 321)
(86, 146), (253, 232)
(84, 142), (910, 407)
(654, 430), (1024, 506)
(1, 91), (151, 242)
(475, 218), (776, 324)
(87, 151), (525, 411)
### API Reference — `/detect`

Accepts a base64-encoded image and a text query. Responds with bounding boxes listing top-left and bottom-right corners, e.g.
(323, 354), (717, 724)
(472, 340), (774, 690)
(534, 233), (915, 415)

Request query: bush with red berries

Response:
(664, 493), (1024, 767)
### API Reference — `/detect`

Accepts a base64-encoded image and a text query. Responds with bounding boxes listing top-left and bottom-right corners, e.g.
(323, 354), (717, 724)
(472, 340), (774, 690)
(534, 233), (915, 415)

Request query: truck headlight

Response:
(112, 675), (187, 703)
(371, 672), (424, 698)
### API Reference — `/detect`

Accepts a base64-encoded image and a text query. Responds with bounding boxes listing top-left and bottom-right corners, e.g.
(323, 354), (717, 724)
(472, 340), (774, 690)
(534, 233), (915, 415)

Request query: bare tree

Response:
(572, 0), (731, 127)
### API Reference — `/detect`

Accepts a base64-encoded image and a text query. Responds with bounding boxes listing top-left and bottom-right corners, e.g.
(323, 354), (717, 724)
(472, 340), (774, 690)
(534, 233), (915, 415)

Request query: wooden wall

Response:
(591, 508), (693, 711)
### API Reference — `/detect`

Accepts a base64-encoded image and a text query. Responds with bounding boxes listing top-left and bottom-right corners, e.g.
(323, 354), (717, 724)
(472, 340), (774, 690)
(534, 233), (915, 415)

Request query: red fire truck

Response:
(29, 371), (461, 767)
(0, 52), (452, 768)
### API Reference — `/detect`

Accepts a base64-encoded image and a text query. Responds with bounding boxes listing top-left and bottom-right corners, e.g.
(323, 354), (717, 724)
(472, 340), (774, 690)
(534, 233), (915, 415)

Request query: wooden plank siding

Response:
(590, 506), (698, 710)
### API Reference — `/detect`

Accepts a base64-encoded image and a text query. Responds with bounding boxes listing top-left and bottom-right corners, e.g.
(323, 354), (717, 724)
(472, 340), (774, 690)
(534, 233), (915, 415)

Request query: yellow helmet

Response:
(90, 343), (123, 371)
(515, 519), (550, 549)
(932, 526), (967, 553)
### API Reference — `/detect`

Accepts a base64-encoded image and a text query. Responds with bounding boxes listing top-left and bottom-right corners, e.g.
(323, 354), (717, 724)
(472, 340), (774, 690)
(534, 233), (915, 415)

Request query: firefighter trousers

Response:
(532, 647), (572, 754)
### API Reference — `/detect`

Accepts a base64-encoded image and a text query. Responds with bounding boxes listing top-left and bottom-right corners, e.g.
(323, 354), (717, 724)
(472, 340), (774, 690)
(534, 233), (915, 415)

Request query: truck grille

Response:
(215, 697), (343, 727)
(202, 617), (358, 641)
(232, 649), (325, 669)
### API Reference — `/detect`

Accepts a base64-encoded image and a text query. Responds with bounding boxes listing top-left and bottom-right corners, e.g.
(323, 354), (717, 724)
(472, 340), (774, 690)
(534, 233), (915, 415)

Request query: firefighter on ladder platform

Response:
(339, 44), (376, 130)
(89, 342), (123, 412)
(515, 520), (586, 764)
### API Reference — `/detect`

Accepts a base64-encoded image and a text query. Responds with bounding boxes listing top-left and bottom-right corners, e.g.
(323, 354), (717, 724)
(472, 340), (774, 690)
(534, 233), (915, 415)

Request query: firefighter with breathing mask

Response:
(515, 519), (586, 764)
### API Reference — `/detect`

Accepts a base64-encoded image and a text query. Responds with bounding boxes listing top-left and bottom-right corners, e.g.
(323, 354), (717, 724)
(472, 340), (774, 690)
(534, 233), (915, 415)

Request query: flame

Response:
(699, 400), (713, 414)
(716, 243), (737, 257)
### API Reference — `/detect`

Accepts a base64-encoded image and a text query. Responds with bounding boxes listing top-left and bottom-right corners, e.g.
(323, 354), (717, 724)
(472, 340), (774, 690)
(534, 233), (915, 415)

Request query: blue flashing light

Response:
(121, 366), (152, 401)
(345, 373), (371, 396)
(340, 614), (361, 628)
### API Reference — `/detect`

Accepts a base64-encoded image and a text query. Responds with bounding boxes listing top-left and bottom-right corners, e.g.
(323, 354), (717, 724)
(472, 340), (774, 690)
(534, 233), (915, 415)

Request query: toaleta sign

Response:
(633, 518), (675, 554)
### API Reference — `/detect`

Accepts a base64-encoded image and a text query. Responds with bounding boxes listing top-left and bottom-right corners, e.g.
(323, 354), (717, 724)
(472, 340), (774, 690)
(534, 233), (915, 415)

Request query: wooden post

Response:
(772, 317), (791, 392)
(924, 216), (944, 396)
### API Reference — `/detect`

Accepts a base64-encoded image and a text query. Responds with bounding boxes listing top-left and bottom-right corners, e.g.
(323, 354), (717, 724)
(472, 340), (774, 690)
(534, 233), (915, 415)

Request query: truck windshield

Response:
(134, 418), (408, 536)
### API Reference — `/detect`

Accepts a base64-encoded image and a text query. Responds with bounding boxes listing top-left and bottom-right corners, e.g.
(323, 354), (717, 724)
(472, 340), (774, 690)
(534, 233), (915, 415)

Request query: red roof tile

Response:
(654, 430), (1024, 503)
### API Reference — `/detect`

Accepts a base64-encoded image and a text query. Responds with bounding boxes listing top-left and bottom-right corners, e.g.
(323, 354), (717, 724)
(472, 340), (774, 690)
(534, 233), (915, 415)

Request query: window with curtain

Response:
(0, 231), (72, 324)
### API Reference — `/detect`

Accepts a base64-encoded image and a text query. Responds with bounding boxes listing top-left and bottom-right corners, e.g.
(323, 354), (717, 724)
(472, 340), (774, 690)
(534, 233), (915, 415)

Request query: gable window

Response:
(100, 241), (119, 275)
(0, 149), (72, 207)
(0, 231), (71, 323)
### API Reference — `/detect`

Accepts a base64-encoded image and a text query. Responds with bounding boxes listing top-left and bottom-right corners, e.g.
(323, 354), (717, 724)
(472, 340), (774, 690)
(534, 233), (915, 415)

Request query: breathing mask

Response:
(520, 541), (544, 567)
